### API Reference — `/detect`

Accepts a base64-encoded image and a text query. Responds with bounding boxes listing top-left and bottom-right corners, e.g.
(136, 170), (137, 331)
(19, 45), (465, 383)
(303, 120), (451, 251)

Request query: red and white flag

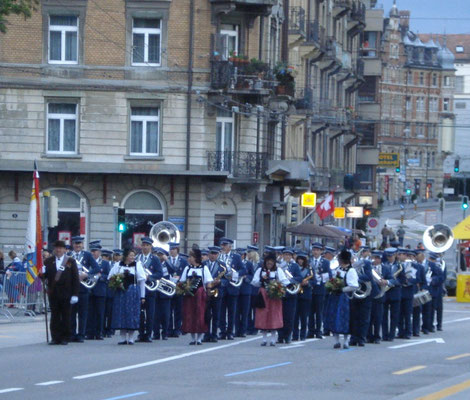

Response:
(316, 192), (334, 220)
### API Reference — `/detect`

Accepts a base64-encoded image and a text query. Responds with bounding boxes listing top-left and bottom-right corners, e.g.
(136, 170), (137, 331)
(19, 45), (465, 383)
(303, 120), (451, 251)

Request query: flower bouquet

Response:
(325, 277), (345, 295)
(108, 274), (125, 291)
(266, 280), (286, 299)
(175, 280), (195, 297)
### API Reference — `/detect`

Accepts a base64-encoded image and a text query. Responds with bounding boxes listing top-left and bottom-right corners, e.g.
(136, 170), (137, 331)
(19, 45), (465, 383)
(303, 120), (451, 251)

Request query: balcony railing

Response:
(351, 1), (366, 23)
(356, 58), (364, 78)
(358, 93), (376, 102)
(207, 151), (268, 180)
(310, 168), (331, 190)
(289, 6), (306, 36)
(330, 169), (345, 189)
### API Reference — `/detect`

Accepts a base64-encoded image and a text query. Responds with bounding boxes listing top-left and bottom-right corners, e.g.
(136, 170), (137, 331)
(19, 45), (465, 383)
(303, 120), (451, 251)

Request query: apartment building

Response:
(376, 4), (455, 203)
(0, 0), (288, 250)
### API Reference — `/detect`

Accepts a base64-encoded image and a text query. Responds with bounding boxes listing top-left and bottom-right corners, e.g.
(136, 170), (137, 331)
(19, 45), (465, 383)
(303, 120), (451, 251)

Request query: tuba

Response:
(80, 264), (99, 289)
(352, 258), (372, 299)
(144, 268), (177, 296)
(422, 223), (454, 253)
(284, 269), (300, 295)
(150, 221), (181, 252)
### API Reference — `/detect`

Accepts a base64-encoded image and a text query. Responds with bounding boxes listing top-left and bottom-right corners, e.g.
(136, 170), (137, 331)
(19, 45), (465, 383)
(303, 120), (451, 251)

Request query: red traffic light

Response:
(364, 208), (372, 217)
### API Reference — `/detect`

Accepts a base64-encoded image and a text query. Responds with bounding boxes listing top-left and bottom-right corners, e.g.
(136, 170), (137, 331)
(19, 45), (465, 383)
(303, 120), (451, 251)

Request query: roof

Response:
(419, 34), (470, 63)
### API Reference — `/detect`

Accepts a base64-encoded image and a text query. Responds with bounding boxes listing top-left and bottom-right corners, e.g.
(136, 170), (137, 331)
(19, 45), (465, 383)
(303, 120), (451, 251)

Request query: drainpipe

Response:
(184, 0), (195, 253)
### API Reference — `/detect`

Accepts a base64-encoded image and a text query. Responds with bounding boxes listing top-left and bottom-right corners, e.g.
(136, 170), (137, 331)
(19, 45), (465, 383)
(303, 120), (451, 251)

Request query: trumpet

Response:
(80, 264), (99, 289)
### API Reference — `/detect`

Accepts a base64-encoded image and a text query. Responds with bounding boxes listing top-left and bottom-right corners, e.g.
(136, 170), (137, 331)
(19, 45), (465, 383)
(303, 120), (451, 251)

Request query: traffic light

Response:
(395, 166), (400, 173)
(291, 202), (298, 223)
(117, 208), (127, 232)
(364, 208), (372, 217)
(454, 159), (460, 173)
(406, 189), (412, 195)
(462, 196), (469, 210)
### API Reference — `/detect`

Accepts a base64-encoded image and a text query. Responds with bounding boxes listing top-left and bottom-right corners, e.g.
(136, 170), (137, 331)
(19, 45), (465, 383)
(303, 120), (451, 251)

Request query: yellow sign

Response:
(456, 273), (470, 303)
(379, 152), (400, 167)
(453, 215), (470, 239)
(301, 192), (317, 208)
(334, 207), (346, 219)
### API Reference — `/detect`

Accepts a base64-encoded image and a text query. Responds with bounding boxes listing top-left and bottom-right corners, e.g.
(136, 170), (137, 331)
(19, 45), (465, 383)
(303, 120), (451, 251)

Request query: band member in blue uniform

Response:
(411, 249), (426, 336)
(349, 250), (373, 347)
(429, 252), (446, 332)
(153, 248), (172, 340)
(136, 237), (163, 343)
(86, 242), (111, 340)
(308, 243), (332, 339)
(278, 248), (302, 344)
(166, 242), (188, 337)
(321, 246), (337, 336)
(69, 236), (99, 343)
(218, 237), (246, 340)
(203, 246), (226, 342)
(102, 249), (115, 337)
(367, 250), (389, 344)
(246, 245), (261, 335)
(398, 249), (418, 339)
(382, 248), (406, 341)
(293, 252), (313, 341)
(235, 248), (254, 338)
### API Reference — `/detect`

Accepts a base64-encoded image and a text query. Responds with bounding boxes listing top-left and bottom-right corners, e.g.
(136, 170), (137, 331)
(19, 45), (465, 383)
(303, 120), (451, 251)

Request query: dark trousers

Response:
(382, 299), (400, 340)
(398, 297), (413, 337)
(368, 299), (384, 341)
(421, 301), (432, 332)
(350, 297), (372, 344)
(207, 296), (222, 338)
(170, 296), (183, 335)
(139, 294), (156, 339)
(412, 305), (421, 335)
(154, 296), (171, 338)
(49, 295), (72, 342)
(247, 294), (258, 334)
(86, 295), (105, 337)
(235, 295), (251, 336)
(293, 297), (311, 340)
(104, 297), (114, 335)
(219, 294), (238, 336)
(308, 293), (325, 335)
(278, 296), (297, 341)
(432, 295), (443, 329)
(71, 292), (89, 339)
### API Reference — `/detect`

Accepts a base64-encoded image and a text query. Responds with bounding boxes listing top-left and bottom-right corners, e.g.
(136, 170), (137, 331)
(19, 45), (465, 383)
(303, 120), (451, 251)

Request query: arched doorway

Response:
(121, 190), (165, 248)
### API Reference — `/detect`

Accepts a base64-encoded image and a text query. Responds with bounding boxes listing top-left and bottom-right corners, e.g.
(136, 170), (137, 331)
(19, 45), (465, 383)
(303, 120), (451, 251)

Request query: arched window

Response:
(121, 190), (165, 248)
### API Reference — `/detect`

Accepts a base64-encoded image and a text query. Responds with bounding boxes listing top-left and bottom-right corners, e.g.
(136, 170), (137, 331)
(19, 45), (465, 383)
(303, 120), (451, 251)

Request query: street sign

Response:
(346, 206), (363, 218)
(334, 207), (346, 219)
(368, 218), (378, 228)
(301, 192), (317, 208)
(379, 152), (400, 167)
(168, 216), (185, 232)
(358, 195), (373, 205)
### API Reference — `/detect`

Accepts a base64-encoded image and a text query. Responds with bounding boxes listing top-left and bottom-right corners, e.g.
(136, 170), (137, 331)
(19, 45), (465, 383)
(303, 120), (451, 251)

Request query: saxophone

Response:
(208, 265), (227, 298)
(299, 267), (314, 295)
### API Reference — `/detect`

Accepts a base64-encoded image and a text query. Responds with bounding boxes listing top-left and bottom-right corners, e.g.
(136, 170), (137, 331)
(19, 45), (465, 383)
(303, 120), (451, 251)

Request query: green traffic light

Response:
(406, 189), (411, 195)
(455, 167), (460, 173)
(395, 167), (400, 173)
(463, 203), (469, 210)
(118, 223), (126, 232)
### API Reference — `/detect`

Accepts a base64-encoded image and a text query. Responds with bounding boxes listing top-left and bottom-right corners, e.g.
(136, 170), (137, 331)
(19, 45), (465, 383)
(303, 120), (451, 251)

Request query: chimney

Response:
(399, 10), (410, 29)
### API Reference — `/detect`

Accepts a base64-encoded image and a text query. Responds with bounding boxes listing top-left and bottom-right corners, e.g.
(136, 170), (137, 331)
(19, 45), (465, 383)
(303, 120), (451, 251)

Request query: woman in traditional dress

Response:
(324, 250), (359, 349)
(251, 253), (290, 346)
(108, 248), (146, 345)
(180, 248), (213, 345)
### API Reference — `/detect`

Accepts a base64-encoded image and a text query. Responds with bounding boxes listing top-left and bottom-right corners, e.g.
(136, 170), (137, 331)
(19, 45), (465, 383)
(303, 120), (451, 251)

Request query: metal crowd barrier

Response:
(0, 272), (45, 320)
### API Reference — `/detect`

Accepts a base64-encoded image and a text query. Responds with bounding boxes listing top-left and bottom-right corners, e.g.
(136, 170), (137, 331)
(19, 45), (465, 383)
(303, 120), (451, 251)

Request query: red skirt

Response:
(255, 287), (283, 330)
(182, 286), (208, 333)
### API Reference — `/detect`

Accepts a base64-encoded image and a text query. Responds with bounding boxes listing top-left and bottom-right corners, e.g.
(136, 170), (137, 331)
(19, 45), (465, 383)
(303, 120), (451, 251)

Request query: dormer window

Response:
(456, 46), (464, 53)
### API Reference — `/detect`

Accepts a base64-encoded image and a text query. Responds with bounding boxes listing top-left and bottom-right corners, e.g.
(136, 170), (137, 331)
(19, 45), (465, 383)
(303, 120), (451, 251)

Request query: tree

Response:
(0, 0), (38, 33)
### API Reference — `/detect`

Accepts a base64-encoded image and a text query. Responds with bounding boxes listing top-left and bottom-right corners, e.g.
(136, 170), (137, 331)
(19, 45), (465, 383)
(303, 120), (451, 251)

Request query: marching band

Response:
(42, 225), (451, 348)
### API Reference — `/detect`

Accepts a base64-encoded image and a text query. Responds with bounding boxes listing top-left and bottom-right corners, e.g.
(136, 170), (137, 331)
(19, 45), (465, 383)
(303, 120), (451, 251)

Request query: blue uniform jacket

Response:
(220, 252), (247, 296)
(384, 261), (406, 302)
(297, 266), (314, 300)
(240, 260), (255, 296)
(70, 250), (100, 294)
(204, 259), (227, 296)
(358, 260), (376, 299)
(372, 262), (389, 303)
(138, 253), (164, 298)
(310, 257), (332, 296)
(91, 258), (111, 297)
(429, 261), (446, 298)
(165, 255), (189, 277)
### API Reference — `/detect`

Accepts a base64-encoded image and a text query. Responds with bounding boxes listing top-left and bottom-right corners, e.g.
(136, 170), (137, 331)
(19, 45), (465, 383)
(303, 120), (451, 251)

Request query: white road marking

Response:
(228, 381), (287, 387)
(279, 338), (319, 349)
(35, 381), (64, 386)
(444, 310), (470, 313)
(389, 338), (445, 349)
(444, 317), (470, 324)
(0, 388), (23, 394)
(279, 345), (304, 350)
(74, 336), (262, 380)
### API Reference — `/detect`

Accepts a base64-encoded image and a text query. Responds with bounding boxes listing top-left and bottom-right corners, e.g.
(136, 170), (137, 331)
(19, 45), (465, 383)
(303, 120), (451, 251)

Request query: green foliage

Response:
(0, 0), (38, 33)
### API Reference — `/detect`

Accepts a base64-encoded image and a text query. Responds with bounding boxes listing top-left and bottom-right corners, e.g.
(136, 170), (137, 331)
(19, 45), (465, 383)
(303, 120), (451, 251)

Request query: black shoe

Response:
(260, 342), (267, 346)
(437, 327), (443, 331)
(270, 342), (276, 347)
(413, 333), (420, 337)
(152, 336), (160, 340)
(429, 329), (435, 333)
(373, 339), (381, 344)
(76, 338), (84, 343)
(162, 336), (168, 341)
(85, 335), (94, 340)
(358, 342), (365, 347)
(60, 341), (68, 345)
(343, 344), (349, 349)
(423, 330), (429, 335)
(349, 341), (358, 346)
(403, 336), (411, 340)
(239, 334), (246, 338)
(277, 339), (284, 344)
(292, 337), (299, 342)
(300, 337), (306, 341)
(196, 341), (202, 345)
(189, 341), (196, 345)
(210, 337), (218, 343)
(118, 341), (128, 345)
(202, 337), (211, 343)
(105, 334), (112, 338)
(315, 334), (323, 339)
(48, 340), (59, 345)
(95, 336), (104, 340)
(306, 333), (315, 339)
(227, 334), (234, 340)
(333, 343), (341, 349)
(128, 341), (134, 345)
(218, 334), (227, 340)
(285, 339), (292, 344)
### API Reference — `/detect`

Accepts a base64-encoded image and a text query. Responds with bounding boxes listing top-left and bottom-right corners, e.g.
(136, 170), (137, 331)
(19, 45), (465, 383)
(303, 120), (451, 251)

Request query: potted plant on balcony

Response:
(274, 62), (296, 96)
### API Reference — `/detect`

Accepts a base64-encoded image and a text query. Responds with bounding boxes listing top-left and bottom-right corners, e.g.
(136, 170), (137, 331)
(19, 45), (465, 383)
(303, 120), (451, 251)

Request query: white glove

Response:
(231, 271), (239, 281)
(70, 296), (78, 305)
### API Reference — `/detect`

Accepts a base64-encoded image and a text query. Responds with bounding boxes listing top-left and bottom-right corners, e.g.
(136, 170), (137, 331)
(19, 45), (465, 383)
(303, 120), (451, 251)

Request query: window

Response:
(444, 76), (452, 87)
(220, 25), (239, 59)
(456, 101), (466, 109)
(443, 98), (450, 111)
(216, 109), (234, 170)
(404, 123), (411, 137)
(432, 73), (437, 86)
(130, 107), (160, 155)
(419, 72), (424, 86)
(47, 103), (78, 154)
(361, 31), (377, 57)
(382, 121), (390, 136)
(416, 122), (424, 137)
(416, 97), (424, 112)
(356, 166), (373, 191)
(132, 18), (161, 65)
(49, 16), (78, 64)
(390, 44), (399, 59)
(455, 76), (464, 94)
(407, 71), (413, 85)
(456, 45), (464, 53)
(405, 96), (411, 111)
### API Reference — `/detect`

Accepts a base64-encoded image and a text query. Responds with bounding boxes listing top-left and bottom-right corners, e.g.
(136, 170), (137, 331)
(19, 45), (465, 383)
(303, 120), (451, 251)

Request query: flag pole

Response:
(43, 283), (49, 343)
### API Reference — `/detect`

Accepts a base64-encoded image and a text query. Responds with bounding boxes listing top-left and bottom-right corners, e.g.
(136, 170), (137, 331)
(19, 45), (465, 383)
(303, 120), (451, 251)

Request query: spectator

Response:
(0, 250), (4, 275)
(381, 225), (390, 247)
(397, 226), (406, 247)
(460, 248), (468, 272)
(388, 228), (396, 244)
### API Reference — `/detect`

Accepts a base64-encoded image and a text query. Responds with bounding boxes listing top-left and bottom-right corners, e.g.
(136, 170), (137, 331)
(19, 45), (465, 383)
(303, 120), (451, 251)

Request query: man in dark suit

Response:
(42, 240), (80, 345)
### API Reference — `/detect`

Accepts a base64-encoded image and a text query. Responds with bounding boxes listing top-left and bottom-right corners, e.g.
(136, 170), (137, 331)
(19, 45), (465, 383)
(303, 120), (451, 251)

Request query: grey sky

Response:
(380, 0), (470, 34)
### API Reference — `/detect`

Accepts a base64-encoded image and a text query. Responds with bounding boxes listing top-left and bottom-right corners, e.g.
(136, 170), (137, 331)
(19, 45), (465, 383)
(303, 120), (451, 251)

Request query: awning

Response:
(453, 215), (470, 240)
(286, 224), (345, 239)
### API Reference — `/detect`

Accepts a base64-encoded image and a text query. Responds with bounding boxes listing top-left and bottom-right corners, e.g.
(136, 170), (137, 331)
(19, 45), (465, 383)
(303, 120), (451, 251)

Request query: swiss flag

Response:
(316, 192), (334, 220)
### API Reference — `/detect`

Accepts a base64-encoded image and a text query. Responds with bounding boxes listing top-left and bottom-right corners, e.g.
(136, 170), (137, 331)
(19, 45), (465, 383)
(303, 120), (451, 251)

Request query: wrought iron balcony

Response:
(207, 151), (268, 180)
(351, 1), (366, 23)
(289, 6), (306, 36)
